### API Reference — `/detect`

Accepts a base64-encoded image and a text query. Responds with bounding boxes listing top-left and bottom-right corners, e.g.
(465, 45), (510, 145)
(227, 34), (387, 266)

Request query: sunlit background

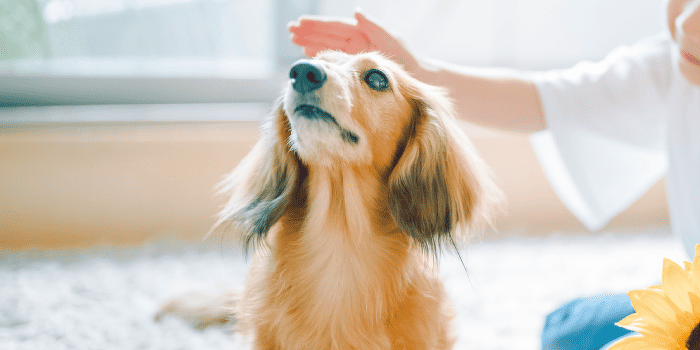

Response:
(1, 0), (666, 105)
(0, 1), (682, 349)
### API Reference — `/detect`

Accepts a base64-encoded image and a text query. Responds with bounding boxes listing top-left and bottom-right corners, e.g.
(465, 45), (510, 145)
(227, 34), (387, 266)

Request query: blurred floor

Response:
(0, 231), (684, 350)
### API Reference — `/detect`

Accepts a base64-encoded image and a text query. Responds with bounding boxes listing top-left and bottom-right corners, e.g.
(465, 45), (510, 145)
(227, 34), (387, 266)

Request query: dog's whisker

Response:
(450, 235), (473, 287)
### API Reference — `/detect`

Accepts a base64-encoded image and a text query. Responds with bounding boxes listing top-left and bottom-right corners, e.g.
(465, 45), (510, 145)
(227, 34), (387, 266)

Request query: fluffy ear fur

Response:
(210, 102), (304, 253)
(388, 80), (502, 256)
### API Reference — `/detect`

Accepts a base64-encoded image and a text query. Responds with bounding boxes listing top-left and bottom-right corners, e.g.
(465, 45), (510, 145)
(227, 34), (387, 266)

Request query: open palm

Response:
(288, 11), (421, 74)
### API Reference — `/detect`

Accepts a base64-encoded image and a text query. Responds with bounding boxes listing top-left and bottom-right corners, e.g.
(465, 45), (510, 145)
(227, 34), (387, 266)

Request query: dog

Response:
(156, 50), (501, 350)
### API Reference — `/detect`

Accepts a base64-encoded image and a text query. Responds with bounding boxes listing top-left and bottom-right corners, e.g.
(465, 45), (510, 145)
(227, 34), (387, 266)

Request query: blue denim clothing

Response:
(542, 294), (635, 350)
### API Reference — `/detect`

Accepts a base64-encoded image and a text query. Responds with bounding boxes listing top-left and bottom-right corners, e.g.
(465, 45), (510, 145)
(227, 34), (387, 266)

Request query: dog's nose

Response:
(290, 60), (326, 94)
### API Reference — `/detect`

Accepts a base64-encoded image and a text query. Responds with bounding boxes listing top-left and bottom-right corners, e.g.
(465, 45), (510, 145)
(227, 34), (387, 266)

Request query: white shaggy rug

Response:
(0, 230), (687, 350)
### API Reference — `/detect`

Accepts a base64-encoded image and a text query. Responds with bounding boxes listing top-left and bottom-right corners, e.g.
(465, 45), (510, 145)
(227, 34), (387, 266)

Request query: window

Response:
(0, 0), (315, 108)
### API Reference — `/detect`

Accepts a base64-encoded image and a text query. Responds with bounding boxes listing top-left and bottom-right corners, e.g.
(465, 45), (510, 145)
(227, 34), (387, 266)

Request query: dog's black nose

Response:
(290, 60), (326, 94)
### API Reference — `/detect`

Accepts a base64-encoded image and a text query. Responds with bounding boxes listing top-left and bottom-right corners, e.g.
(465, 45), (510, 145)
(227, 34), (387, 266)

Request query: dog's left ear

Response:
(388, 80), (502, 256)
(209, 102), (304, 253)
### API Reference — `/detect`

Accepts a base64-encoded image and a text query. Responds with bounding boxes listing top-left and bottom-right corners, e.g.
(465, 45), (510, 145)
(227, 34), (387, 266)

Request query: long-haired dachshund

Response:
(156, 51), (501, 350)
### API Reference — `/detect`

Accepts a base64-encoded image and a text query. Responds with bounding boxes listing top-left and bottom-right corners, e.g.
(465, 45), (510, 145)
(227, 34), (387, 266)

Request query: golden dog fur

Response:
(157, 51), (501, 350)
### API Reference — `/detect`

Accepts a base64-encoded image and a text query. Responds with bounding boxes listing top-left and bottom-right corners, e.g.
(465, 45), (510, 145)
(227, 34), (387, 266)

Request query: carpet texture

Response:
(0, 230), (685, 350)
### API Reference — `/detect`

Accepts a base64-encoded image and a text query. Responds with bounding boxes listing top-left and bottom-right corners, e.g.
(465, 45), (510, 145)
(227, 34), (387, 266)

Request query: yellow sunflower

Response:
(607, 244), (700, 350)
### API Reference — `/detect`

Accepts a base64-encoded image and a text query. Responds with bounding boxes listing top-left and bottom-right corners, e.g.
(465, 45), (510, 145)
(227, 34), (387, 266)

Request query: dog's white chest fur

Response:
(256, 166), (412, 349)
(300, 166), (392, 304)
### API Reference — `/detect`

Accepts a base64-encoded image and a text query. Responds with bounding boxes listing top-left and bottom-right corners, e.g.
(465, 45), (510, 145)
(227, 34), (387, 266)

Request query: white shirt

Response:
(530, 30), (700, 258)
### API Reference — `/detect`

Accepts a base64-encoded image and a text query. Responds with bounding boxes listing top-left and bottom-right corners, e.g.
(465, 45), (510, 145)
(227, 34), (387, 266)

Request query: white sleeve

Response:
(530, 32), (674, 230)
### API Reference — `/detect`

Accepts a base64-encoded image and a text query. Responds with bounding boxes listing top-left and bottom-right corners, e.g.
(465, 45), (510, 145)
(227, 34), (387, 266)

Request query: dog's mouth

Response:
(293, 104), (359, 144)
(294, 104), (337, 124)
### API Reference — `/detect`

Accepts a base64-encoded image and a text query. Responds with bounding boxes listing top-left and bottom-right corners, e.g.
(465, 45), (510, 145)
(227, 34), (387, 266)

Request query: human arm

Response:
(288, 11), (546, 133)
(415, 60), (545, 132)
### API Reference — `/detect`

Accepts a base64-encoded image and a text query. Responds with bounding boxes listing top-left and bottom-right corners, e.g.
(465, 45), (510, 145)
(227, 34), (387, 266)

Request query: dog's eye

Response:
(364, 69), (389, 91)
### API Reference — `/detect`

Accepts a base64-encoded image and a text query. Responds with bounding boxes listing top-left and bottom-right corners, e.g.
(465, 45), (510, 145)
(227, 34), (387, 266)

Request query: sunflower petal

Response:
(616, 313), (642, 328)
(629, 289), (681, 325)
(662, 259), (694, 311)
(640, 323), (686, 346)
(687, 279), (700, 297)
(690, 292), (700, 315)
(691, 247), (700, 294)
(616, 316), (680, 346)
(692, 244), (700, 276)
(614, 314), (665, 332)
(604, 333), (669, 350)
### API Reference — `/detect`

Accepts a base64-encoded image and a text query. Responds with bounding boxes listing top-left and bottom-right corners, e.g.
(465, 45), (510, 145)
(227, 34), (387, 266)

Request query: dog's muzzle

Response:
(288, 59), (360, 145)
(290, 60), (327, 94)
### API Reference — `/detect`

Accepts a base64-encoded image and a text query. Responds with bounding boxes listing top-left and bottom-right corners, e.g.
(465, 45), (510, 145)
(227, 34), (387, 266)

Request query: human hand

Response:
(288, 11), (422, 75)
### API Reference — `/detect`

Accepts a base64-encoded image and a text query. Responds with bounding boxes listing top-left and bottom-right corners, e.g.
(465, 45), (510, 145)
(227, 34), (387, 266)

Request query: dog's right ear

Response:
(388, 78), (502, 258)
(209, 102), (303, 253)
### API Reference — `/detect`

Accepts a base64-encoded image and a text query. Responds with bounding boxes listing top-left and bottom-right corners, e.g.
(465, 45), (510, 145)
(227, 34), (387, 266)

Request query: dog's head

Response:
(212, 51), (501, 255)
(282, 51), (415, 170)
